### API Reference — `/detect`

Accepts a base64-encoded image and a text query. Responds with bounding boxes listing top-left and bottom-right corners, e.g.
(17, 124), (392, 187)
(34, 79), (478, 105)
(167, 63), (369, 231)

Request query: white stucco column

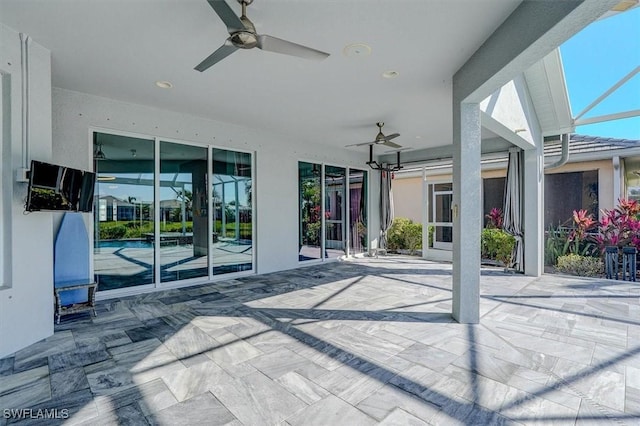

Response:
(452, 102), (481, 324)
(523, 141), (543, 277)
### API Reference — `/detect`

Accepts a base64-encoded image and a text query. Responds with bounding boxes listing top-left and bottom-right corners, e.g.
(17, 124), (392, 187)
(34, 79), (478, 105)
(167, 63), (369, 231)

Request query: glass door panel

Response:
(325, 166), (346, 258)
(348, 169), (368, 254)
(432, 185), (453, 250)
(212, 149), (253, 275)
(159, 141), (208, 283)
(93, 133), (155, 291)
(299, 162), (322, 261)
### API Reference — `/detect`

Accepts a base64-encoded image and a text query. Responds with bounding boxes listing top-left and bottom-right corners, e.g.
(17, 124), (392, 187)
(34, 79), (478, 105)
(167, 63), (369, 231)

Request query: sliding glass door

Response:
(94, 131), (254, 293)
(212, 148), (253, 275)
(349, 169), (368, 254)
(298, 162), (368, 262)
(159, 141), (208, 283)
(325, 166), (346, 258)
(94, 133), (155, 291)
(299, 162), (322, 261)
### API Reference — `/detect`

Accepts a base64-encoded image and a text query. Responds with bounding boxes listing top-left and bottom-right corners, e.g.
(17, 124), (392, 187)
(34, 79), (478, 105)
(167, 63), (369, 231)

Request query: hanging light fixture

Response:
(366, 144), (403, 172)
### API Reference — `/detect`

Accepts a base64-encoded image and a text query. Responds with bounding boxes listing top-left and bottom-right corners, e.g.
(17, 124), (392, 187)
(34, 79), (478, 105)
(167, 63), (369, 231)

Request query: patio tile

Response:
(161, 360), (225, 402)
(50, 367), (90, 398)
(275, 371), (330, 405)
(210, 371), (307, 425)
(378, 407), (429, 425)
(148, 392), (236, 425)
(286, 394), (375, 426)
(1, 257), (640, 424)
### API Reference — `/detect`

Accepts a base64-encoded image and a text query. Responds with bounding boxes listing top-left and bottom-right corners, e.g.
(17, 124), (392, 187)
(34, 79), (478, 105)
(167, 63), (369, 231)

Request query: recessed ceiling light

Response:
(155, 80), (173, 89)
(343, 43), (371, 57)
(382, 70), (399, 79)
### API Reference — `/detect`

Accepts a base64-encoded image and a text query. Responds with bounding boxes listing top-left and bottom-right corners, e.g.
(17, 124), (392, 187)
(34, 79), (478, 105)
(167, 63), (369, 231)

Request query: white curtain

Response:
(503, 148), (524, 272)
(380, 170), (394, 250)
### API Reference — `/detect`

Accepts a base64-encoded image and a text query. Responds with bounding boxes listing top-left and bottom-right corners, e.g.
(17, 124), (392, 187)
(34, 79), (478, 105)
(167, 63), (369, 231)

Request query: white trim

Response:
(481, 112), (535, 150)
(574, 109), (640, 126)
(574, 66), (640, 121)
(96, 268), (256, 300)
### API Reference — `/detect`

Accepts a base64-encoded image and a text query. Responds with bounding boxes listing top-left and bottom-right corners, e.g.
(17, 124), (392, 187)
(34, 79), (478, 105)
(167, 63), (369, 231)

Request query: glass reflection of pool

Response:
(97, 240), (152, 249)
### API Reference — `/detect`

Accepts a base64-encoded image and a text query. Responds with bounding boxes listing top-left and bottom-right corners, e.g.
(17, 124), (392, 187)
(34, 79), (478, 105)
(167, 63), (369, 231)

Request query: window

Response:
(483, 177), (506, 227)
(544, 170), (598, 227)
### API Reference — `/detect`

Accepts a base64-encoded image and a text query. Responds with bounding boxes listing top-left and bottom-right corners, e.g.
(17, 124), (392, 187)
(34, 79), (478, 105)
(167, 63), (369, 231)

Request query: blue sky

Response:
(560, 7), (640, 140)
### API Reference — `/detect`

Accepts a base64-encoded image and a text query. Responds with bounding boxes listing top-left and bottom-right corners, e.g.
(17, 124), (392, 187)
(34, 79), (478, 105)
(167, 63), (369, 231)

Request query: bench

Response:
(54, 282), (97, 324)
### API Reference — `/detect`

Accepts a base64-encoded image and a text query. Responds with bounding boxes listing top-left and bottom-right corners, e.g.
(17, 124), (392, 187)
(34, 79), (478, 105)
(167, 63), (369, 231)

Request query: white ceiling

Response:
(0, 0), (522, 153)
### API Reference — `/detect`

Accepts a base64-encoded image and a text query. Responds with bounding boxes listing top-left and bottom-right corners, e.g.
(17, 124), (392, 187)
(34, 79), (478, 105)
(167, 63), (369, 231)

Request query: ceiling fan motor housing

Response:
(230, 31), (258, 48)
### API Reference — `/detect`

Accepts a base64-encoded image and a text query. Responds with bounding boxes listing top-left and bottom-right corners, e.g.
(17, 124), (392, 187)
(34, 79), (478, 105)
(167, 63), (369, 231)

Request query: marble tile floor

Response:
(1, 256), (640, 425)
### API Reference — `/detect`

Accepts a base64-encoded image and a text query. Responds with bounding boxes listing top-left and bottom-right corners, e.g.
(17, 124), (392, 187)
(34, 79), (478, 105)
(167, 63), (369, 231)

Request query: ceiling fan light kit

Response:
(195, 0), (330, 72)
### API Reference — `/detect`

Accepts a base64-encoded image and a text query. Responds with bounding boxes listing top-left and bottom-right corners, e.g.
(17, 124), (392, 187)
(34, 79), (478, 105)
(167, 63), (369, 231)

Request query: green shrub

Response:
(481, 228), (515, 265)
(544, 225), (571, 266)
(556, 254), (602, 277)
(387, 218), (422, 254)
(99, 224), (127, 240)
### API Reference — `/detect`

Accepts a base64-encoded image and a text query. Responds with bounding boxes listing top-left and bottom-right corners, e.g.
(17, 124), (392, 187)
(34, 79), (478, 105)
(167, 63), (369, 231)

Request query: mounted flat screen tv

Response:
(25, 160), (97, 212)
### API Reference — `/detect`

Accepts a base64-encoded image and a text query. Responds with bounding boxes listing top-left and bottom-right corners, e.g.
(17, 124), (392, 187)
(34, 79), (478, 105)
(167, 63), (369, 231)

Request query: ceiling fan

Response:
(346, 122), (402, 149)
(195, 0), (330, 72)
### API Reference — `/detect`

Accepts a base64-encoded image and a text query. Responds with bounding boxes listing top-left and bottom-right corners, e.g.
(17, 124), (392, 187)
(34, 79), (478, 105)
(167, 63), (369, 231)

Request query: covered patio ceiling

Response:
(0, 0), (522, 153)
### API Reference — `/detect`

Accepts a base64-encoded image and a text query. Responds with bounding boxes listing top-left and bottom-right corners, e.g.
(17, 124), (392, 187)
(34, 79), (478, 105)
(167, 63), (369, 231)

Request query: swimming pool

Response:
(97, 240), (152, 249)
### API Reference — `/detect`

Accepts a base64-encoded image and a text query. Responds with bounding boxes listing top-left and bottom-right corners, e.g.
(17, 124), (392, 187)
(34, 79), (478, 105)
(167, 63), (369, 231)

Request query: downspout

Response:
(544, 133), (570, 170)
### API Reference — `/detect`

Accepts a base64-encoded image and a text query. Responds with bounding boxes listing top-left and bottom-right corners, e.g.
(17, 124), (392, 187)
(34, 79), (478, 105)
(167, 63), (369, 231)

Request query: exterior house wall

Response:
(0, 27), (379, 357)
(0, 24), (54, 358)
(392, 176), (422, 223)
(52, 88), (374, 279)
(392, 157), (616, 251)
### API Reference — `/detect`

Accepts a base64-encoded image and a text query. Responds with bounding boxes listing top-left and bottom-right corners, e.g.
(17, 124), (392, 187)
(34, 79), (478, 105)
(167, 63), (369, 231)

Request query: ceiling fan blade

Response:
(257, 34), (329, 60)
(345, 140), (377, 147)
(195, 40), (238, 72)
(385, 133), (400, 141)
(382, 140), (402, 148)
(206, 0), (245, 32)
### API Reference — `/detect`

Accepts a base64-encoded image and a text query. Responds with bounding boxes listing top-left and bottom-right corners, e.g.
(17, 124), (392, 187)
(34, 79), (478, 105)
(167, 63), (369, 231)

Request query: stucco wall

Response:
(392, 176), (422, 223)
(392, 159), (614, 229)
(0, 24), (54, 358)
(0, 25), (380, 357)
(51, 88), (376, 277)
